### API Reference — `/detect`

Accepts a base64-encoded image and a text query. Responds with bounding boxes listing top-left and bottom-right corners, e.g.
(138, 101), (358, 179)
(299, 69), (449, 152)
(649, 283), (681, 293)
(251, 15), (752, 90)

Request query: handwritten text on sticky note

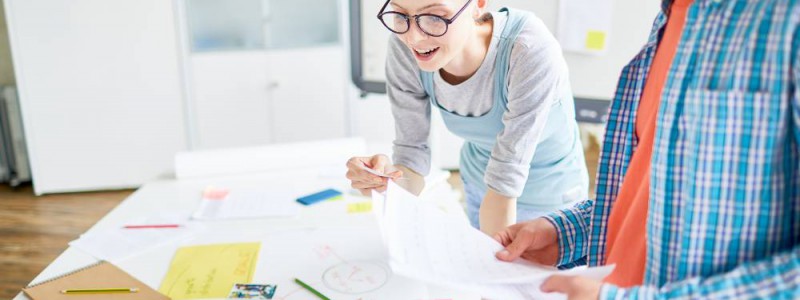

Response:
(159, 242), (260, 299)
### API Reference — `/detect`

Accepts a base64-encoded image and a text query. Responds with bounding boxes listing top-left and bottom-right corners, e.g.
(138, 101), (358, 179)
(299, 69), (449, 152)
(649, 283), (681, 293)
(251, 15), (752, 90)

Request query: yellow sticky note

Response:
(159, 242), (260, 299)
(585, 30), (607, 51)
(347, 201), (373, 213)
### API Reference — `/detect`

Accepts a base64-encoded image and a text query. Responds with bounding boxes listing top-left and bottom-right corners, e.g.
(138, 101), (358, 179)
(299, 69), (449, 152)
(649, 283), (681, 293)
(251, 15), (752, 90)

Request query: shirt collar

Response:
(662, 0), (673, 13)
(663, 0), (706, 13)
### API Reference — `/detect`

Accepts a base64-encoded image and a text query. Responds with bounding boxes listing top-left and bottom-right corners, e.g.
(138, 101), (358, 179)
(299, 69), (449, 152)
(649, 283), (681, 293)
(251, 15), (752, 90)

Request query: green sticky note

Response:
(585, 30), (607, 51)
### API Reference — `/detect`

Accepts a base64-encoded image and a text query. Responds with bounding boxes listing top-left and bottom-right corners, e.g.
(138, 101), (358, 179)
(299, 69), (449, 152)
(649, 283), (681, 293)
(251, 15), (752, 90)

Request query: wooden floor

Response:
(0, 139), (599, 299)
(0, 184), (132, 298)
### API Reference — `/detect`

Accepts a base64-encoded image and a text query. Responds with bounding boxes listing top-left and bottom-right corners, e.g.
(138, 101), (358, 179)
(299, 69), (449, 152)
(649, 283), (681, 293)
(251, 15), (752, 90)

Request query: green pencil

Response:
(294, 278), (330, 300)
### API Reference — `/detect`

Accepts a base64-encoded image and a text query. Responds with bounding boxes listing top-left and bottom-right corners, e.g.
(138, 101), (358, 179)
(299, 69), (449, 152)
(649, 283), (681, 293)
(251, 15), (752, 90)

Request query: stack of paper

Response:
(373, 182), (614, 299)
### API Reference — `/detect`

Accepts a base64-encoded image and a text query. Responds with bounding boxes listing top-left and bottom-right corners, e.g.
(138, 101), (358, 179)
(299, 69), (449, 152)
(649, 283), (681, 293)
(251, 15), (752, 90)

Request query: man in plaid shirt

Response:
(494, 0), (800, 298)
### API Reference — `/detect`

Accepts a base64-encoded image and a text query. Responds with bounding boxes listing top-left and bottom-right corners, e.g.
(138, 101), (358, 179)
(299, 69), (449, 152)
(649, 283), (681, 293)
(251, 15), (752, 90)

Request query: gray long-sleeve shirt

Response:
(388, 11), (572, 198)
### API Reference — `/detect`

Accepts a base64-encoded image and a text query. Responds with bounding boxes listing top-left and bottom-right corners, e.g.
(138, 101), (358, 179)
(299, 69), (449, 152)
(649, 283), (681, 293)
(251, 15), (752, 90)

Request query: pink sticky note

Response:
(203, 187), (229, 200)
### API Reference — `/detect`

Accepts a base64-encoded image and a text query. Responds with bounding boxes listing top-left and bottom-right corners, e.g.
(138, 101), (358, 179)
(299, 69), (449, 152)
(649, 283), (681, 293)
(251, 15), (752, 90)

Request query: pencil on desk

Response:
(61, 287), (139, 294)
(294, 278), (330, 300)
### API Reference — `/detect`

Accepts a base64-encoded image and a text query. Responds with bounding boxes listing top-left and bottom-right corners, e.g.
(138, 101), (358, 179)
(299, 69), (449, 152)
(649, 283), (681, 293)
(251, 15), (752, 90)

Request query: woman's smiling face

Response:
(386, 0), (478, 72)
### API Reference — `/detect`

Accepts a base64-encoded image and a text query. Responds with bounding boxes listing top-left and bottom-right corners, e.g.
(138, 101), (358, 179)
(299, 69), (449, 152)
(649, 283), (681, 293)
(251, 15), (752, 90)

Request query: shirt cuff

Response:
(542, 203), (592, 267)
(392, 143), (431, 177)
(484, 158), (529, 197)
(600, 283), (622, 300)
(599, 283), (652, 300)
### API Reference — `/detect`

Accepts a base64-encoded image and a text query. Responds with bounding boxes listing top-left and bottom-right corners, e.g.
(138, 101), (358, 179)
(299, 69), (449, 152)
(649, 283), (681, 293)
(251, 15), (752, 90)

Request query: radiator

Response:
(0, 86), (30, 186)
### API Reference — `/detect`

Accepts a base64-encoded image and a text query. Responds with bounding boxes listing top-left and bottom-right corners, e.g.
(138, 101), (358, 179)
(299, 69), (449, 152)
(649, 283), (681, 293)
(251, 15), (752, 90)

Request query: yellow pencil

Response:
(60, 287), (139, 294)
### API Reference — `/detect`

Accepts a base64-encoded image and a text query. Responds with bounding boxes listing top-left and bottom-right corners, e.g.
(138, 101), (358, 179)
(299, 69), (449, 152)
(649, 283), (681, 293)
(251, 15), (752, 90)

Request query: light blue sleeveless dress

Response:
(418, 8), (589, 228)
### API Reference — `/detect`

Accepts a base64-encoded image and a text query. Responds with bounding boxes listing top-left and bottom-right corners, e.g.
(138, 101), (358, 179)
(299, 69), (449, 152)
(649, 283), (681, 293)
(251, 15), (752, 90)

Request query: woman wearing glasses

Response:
(346, 0), (588, 236)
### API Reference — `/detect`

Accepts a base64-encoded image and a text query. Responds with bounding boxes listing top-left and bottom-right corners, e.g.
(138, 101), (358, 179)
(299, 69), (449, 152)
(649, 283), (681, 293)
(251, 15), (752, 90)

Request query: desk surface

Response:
(15, 168), (476, 300)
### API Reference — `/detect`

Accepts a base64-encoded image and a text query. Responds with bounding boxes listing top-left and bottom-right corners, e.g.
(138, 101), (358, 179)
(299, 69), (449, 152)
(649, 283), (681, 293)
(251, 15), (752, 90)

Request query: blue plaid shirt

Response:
(544, 0), (800, 298)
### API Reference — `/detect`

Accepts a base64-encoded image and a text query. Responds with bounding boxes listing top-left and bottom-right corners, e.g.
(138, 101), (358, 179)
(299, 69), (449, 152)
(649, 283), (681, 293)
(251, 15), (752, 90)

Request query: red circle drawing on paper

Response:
(321, 261), (390, 294)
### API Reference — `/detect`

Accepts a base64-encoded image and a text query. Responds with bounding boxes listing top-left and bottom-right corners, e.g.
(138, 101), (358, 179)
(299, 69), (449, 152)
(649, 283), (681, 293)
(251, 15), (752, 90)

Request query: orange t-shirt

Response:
(602, 0), (694, 287)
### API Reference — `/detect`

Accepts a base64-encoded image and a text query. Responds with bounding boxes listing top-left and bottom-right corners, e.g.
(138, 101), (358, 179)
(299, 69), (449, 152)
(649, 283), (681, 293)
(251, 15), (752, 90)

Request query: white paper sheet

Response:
(192, 187), (301, 220)
(373, 182), (614, 299)
(70, 214), (202, 263)
(558, 0), (614, 55)
(252, 227), (437, 300)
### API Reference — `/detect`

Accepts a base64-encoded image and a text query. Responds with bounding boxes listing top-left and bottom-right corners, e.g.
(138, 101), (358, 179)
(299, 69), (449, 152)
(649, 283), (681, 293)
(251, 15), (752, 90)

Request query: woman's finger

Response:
(358, 188), (372, 196)
(351, 181), (385, 190)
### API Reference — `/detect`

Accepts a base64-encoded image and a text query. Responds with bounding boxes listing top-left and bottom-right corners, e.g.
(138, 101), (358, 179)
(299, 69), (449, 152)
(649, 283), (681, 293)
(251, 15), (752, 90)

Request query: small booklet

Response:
(22, 261), (169, 300)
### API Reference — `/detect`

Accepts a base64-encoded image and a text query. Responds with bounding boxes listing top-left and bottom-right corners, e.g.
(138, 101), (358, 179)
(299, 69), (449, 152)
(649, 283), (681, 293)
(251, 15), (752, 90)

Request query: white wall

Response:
(0, 0), (15, 85)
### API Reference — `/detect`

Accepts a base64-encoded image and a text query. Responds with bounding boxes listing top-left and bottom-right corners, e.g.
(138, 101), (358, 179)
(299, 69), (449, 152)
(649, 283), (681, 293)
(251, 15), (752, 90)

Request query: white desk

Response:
(15, 168), (477, 300)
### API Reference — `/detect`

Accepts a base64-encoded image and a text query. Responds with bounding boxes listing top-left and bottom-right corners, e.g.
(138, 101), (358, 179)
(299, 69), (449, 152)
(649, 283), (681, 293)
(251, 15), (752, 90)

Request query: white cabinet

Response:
(4, 0), (188, 194)
(190, 52), (272, 149)
(3, 0), (351, 193)
(184, 0), (340, 52)
(189, 46), (348, 149)
(268, 47), (347, 143)
(183, 0), (348, 150)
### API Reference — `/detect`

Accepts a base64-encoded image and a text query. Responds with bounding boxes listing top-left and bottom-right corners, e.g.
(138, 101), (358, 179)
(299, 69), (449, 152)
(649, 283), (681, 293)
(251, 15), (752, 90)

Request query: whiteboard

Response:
(350, 0), (661, 102)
